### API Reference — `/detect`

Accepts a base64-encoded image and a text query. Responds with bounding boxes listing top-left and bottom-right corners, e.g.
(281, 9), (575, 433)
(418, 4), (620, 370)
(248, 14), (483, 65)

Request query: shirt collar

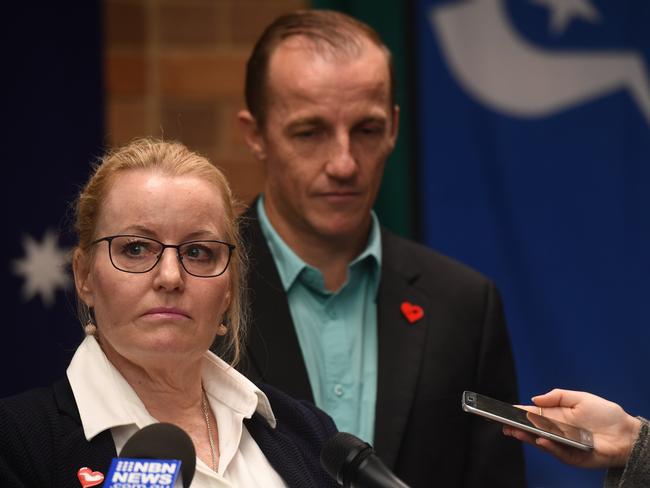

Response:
(67, 336), (276, 442)
(201, 349), (276, 428)
(256, 195), (382, 293)
(257, 196), (305, 290)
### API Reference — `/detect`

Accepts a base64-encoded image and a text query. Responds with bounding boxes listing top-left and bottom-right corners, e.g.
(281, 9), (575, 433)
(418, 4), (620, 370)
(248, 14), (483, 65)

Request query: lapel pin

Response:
(77, 467), (104, 488)
(400, 301), (424, 324)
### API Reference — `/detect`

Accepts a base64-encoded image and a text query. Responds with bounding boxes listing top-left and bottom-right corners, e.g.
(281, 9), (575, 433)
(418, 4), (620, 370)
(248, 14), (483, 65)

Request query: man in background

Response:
(235, 10), (525, 487)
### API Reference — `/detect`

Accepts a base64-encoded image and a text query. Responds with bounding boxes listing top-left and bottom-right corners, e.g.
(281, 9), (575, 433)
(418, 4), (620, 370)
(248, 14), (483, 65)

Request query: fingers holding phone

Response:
(462, 391), (594, 452)
(502, 389), (642, 469)
(502, 420), (596, 468)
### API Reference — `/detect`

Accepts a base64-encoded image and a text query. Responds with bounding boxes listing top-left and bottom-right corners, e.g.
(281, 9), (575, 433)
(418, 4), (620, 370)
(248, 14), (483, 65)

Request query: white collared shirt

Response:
(67, 336), (287, 487)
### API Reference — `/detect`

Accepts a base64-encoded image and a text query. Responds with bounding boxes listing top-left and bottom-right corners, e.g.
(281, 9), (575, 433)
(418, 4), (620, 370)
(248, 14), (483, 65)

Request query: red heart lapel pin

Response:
(400, 301), (424, 324)
(77, 467), (104, 488)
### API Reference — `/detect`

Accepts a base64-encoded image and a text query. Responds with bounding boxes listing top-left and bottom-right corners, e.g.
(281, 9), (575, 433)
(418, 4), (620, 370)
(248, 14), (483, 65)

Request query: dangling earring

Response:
(84, 308), (97, 336)
(84, 321), (97, 336)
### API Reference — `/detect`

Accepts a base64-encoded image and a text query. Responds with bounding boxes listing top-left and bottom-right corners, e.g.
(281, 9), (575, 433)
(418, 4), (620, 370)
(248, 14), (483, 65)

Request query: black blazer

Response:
(238, 204), (526, 487)
(0, 378), (338, 488)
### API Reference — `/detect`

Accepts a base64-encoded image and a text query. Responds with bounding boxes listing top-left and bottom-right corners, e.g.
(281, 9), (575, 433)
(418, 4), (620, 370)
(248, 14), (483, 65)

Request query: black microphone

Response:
(320, 432), (410, 488)
(119, 423), (196, 488)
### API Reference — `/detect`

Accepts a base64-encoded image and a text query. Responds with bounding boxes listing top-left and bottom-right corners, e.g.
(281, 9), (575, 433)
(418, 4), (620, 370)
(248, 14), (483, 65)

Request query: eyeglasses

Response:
(91, 235), (235, 278)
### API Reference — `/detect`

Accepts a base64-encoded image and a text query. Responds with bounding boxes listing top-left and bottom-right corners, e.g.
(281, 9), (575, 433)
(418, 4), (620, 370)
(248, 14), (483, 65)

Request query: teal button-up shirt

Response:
(257, 197), (381, 443)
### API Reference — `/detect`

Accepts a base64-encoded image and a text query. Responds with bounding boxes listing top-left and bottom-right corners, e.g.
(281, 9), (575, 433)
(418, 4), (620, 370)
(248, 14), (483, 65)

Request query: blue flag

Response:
(1, 4), (103, 397)
(417, 0), (650, 485)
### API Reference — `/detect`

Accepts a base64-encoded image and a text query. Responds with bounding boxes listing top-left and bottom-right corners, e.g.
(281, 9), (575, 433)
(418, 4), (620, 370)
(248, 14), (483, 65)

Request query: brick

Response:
(106, 53), (147, 97)
(160, 101), (219, 150)
(159, 51), (248, 99)
(218, 156), (265, 204)
(105, 0), (147, 48)
(106, 100), (148, 145)
(159, 0), (226, 46)
(229, 0), (307, 44)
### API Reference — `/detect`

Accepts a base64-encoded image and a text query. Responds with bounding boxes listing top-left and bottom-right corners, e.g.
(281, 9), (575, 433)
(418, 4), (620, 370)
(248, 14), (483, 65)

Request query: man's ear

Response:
(389, 104), (400, 150)
(72, 248), (94, 308)
(237, 110), (267, 161)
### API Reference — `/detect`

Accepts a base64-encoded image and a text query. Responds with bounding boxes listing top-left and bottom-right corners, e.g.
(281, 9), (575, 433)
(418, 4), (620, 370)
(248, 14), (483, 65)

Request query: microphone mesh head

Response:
(320, 432), (372, 484)
(120, 422), (196, 488)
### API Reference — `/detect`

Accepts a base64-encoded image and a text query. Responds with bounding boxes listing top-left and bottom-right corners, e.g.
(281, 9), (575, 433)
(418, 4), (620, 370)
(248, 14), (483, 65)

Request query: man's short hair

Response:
(244, 9), (396, 128)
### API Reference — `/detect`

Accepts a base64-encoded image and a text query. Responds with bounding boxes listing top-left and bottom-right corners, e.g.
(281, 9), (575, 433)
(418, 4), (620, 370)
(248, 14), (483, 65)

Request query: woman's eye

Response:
(125, 243), (144, 255)
(185, 245), (213, 260)
(187, 247), (201, 258)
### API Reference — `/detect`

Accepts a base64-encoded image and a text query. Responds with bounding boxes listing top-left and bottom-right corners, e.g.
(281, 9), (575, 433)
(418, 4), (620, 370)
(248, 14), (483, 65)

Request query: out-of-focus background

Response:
(3, 1), (649, 486)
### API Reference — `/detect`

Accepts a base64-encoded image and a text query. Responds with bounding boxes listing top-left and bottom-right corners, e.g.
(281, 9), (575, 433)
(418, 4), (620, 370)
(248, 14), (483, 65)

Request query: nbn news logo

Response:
(105, 458), (181, 488)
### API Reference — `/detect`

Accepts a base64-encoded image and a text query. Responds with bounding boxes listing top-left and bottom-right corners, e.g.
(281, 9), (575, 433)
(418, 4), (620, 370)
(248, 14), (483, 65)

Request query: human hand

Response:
(502, 389), (641, 469)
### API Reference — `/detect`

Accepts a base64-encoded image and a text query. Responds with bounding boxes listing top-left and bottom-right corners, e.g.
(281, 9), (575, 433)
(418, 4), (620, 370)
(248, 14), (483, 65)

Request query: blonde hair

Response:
(74, 138), (247, 365)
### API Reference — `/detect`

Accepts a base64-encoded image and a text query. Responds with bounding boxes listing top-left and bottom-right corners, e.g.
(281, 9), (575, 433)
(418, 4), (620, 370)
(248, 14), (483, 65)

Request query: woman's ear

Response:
(72, 248), (94, 308)
(216, 322), (228, 337)
(217, 288), (232, 337)
(237, 110), (267, 161)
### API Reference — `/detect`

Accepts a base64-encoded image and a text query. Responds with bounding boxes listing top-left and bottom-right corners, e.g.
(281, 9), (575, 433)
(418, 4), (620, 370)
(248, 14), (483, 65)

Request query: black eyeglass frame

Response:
(90, 234), (236, 278)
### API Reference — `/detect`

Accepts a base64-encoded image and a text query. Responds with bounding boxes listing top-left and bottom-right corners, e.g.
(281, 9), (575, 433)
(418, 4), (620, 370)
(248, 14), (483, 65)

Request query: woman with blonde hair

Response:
(0, 138), (338, 487)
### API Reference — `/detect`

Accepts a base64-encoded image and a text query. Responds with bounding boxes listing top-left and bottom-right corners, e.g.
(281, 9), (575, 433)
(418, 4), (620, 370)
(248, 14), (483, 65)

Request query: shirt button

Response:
(334, 384), (344, 397)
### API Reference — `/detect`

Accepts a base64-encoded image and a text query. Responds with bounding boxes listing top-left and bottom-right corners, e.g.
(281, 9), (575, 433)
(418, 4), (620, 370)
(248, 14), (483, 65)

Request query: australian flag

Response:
(417, 0), (650, 485)
(1, 4), (103, 398)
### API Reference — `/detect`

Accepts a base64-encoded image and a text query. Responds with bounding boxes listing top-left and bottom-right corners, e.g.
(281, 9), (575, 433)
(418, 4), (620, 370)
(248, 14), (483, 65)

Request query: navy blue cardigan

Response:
(0, 378), (339, 487)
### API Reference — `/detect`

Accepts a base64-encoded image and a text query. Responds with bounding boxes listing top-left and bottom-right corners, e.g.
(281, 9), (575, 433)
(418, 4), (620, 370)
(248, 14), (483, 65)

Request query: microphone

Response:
(105, 423), (196, 488)
(320, 432), (410, 488)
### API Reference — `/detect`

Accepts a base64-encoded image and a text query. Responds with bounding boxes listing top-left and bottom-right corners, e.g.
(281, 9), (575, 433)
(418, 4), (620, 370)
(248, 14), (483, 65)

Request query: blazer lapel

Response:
(240, 203), (314, 402)
(373, 229), (430, 469)
(52, 377), (117, 482)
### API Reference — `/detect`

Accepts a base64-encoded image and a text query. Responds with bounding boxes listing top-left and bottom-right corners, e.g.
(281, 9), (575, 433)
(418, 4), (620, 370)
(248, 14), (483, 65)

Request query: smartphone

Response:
(462, 391), (594, 451)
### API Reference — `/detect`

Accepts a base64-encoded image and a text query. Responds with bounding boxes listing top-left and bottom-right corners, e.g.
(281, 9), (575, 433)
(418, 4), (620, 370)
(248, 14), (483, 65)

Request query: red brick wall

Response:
(105, 0), (306, 204)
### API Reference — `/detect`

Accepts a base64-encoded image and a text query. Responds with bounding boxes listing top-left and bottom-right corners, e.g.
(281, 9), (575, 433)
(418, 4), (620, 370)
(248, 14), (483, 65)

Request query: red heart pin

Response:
(77, 467), (104, 488)
(401, 301), (424, 324)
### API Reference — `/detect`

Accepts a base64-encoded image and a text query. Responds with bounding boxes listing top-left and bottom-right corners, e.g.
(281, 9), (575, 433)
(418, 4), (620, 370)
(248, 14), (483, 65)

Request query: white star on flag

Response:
(12, 230), (72, 307)
(530, 0), (601, 35)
